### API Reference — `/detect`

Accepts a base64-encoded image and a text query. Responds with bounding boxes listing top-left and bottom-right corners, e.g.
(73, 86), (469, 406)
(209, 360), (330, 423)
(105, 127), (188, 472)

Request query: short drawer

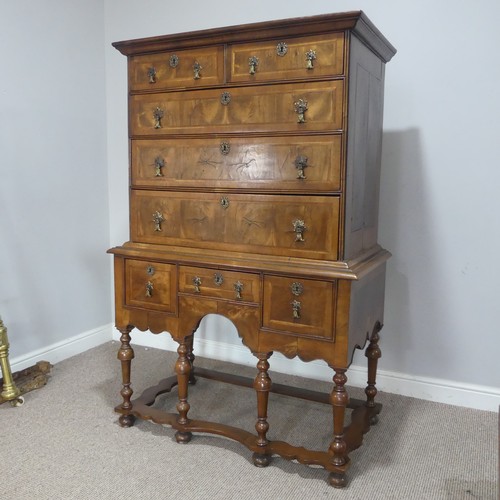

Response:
(262, 276), (336, 339)
(131, 135), (342, 192)
(179, 266), (260, 303)
(128, 46), (224, 91)
(125, 260), (177, 313)
(228, 33), (344, 83)
(130, 190), (340, 261)
(129, 80), (344, 135)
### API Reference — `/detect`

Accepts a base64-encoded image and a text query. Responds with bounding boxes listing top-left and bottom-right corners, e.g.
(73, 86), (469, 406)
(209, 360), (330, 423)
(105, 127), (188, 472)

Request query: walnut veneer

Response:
(108, 11), (396, 487)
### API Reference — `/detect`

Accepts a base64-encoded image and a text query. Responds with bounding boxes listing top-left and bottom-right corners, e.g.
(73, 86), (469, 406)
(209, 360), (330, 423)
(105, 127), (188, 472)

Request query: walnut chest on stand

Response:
(108, 11), (396, 487)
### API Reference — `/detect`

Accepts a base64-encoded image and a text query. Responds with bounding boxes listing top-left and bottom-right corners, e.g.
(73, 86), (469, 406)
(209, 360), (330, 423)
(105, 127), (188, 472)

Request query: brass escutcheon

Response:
(220, 196), (230, 209)
(291, 282), (304, 296)
(276, 42), (288, 56)
(220, 92), (231, 105)
(214, 273), (224, 286)
(169, 54), (179, 68)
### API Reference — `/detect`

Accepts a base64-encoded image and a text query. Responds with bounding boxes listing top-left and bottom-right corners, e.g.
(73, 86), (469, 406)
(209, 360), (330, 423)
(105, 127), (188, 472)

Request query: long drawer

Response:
(130, 190), (340, 260)
(228, 33), (344, 83)
(131, 135), (342, 192)
(129, 80), (344, 135)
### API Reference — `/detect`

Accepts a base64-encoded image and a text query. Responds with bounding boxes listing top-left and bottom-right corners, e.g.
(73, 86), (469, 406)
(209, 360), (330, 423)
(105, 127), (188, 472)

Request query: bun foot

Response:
(252, 452), (271, 467)
(328, 472), (347, 488)
(370, 414), (379, 425)
(118, 414), (136, 428)
(175, 431), (192, 444)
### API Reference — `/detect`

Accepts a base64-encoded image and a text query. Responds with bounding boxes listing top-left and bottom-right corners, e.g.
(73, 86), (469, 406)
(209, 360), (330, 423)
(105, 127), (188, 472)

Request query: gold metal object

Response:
(234, 281), (244, 300)
(145, 281), (154, 297)
(192, 276), (202, 293)
(220, 92), (231, 105)
(147, 66), (157, 83)
(220, 196), (230, 209)
(153, 107), (164, 129)
(276, 42), (288, 56)
(152, 211), (165, 231)
(291, 282), (304, 296)
(193, 61), (202, 79)
(294, 155), (308, 179)
(0, 316), (23, 406)
(291, 300), (301, 319)
(214, 273), (224, 286)
(292, 219), (306, 242)
(220, 142), (231, 155)
(154, 156), (165, 177)
(294, 99), (308, 124)
(146, 265), (155, 276)
(169, 54), (179, 68)
(305, 49), (317, 69)
(248, 56), (259, 75)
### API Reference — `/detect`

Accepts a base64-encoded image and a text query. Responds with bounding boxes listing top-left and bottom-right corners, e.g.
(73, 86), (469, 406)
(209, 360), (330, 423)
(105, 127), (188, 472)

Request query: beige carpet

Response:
(1, 341), (497, 499)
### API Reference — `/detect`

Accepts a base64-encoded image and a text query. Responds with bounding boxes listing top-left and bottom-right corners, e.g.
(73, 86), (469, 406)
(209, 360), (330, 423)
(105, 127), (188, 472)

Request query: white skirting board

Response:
(6, 325), (498, 412)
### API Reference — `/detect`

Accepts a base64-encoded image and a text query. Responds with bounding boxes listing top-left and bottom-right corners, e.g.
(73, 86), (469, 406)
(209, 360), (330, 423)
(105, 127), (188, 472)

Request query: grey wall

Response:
(105, 0), (500, 390)
(0, 1), (111, 358)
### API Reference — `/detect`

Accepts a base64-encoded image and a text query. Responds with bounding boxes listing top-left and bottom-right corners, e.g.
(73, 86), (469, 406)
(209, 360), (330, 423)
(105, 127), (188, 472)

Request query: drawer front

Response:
(131, 135), (342, 192)
(129, 80), (344, 135)
(262, 276), (335, 339)
(179, 266), (260, 302)
(131, 190), (339, 260)
(128, 46), (224, 91)
(228, 33), (344, 83)
(125, 260), (177, 312)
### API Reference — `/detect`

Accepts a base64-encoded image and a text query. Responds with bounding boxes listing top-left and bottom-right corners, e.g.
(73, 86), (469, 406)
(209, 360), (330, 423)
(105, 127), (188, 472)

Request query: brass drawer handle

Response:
(145, 281), (154, 298)
(153, 107), (164, 129)
(294, 155), (308, 179)
(294, 99), (308, 124)
(234, 281), (244, 300)
(192, 276), (202, 293)
(305, 49), (317, 69)
(154, 156), (165, 177)
(152, 211), (165, 231)
(193, 61), (202, 80)
(248, 56), (259, 75)
(292, 219), (306, 242)
(147, 66), (157, 83)
(291, 299), (301, 319)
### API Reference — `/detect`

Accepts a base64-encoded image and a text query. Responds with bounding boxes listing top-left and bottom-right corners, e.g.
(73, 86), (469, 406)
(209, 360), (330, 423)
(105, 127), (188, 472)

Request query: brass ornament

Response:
(0, 317), (22, 406)
(153, 107), (164, 129)
(294, 155), (308, 179)
(292, 219), (306, 242)
(169, 54), (179, 68)
(152, 211), (165, 231)
(305, 49), (317, 69)
(192, 276), (202, 293)
(147, 66), (157, 83)
(234, 281), (244, 300)
(193, 61), (202, 79)
(276, 42), (288, 56)
(145, 281), (154, 298)
(154, 156), (165, 177)
(220, 196), (230, 209)
(294, 99), (308, 124)
(248, 55), (259, 75)
(291, 282), (304, 296)
(291, 300), (301, 319)
(146, 265), (155, 276)
(220, 142), (231, 155)
(214, 273), (224, 286)
(220, 91), (231, 105)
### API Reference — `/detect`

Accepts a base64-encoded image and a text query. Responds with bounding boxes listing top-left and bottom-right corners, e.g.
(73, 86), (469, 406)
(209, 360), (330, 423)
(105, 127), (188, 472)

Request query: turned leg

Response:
(117, 326), (135, 428)
(174, 341), (192, 444)
(186, 335), (196, 385)
(328, 368), (349, 488)
(252, 352), (272, 467)
(365, 321), (382, 423)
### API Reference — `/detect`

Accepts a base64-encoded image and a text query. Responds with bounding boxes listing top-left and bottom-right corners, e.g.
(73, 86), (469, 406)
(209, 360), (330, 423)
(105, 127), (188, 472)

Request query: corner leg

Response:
(117, 326), (135, 428)
(365, 321), (382, 424)
(252, 352), (272, 467)
(328, 368), (349, 488)
(175, 340), (192, 444)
